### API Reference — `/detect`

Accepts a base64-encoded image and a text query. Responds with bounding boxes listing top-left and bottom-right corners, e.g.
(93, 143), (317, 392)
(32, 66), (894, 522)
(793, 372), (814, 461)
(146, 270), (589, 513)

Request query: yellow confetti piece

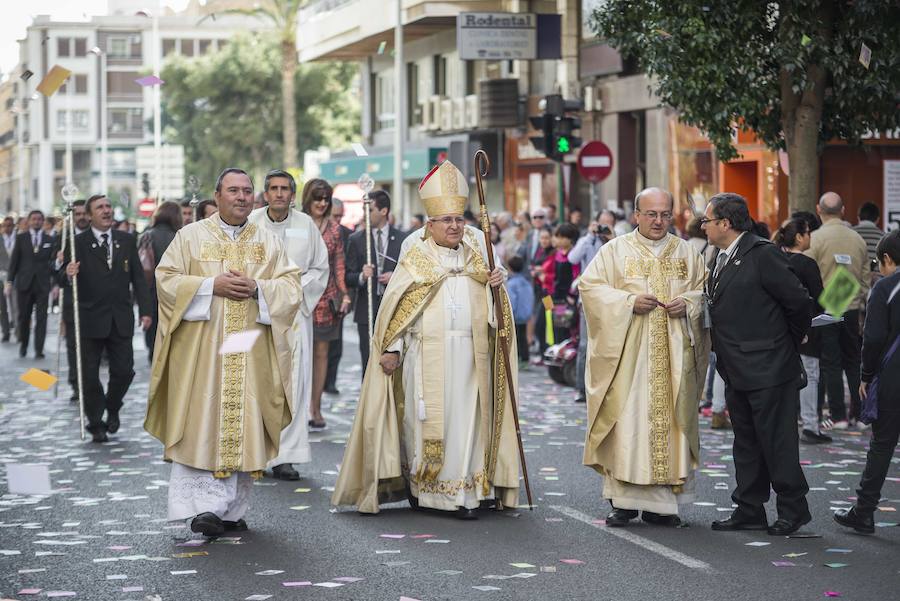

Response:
(510, 562), (535, 568)
(172, 551), (208, 558)
(290, 505), (310, 511)
(36, 65), (72, 97)
(293, 488), (311, 493)
(20, 368), (57, 391)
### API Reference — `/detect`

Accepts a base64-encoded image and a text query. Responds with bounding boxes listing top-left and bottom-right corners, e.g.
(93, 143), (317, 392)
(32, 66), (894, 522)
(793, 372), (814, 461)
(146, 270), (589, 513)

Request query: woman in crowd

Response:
(548, 223), (581, 343)
(530, 228), (554, 356)
(140, 201), (182, 362)
(302, 178), (351, 430)
(196, 199), (218, 220)
(774, 217), (830, 444)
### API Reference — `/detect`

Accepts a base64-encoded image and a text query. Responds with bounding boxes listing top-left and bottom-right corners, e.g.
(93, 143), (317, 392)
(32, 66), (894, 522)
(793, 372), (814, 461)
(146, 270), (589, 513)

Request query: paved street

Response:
(1, 319), (898, 601)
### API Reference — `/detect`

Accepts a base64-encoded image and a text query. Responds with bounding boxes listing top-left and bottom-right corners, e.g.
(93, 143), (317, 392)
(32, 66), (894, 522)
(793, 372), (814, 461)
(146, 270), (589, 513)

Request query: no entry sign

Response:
(577, 141), (614, 183)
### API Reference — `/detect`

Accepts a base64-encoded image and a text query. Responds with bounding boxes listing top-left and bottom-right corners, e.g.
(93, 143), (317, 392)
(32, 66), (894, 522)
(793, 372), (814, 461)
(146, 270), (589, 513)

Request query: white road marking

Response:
(549, 505), (714, 572)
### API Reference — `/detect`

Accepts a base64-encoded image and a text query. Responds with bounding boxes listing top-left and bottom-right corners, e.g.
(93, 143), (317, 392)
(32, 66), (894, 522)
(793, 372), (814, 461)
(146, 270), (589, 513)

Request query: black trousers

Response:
(64, 317), (77, 390)
(325, 325), (342, 390)
(726, 381), (810, 523)
(357, 320), (371, 378)
(144, 291), (159, 366)
(81, 334), (135, 431)
(818, 311), (862, 421)
(16, 287), (48, 354)
(515, 323), (528, 361)
(856, 409), (900, 513)
(0, 284), (11, 337)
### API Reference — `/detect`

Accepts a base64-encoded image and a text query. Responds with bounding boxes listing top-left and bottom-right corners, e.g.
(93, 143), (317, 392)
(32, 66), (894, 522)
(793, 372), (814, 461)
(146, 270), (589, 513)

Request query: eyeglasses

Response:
(699, 217), (724, 226)
(431, 216), (466, 226)
(638, 211), (673, 221)
(532, 215), (546, 220)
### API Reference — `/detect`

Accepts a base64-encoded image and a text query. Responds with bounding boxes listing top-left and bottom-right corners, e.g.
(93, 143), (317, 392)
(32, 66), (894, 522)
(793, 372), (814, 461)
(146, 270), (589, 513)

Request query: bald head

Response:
(634, 187), (674, 211)
(818, 192), (843, 217)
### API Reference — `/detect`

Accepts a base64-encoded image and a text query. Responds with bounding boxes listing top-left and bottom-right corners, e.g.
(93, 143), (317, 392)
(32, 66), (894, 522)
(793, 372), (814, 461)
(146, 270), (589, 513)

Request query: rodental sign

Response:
(457, 12), (538, 60)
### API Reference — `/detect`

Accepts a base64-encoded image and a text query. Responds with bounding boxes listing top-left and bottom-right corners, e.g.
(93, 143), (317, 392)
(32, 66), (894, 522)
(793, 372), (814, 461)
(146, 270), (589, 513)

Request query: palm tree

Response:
(202, 0), (306, 169)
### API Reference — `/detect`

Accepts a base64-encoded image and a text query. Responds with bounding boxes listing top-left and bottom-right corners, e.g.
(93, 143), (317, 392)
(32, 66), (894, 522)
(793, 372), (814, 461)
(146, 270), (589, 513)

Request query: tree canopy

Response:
(161, 33), (359, 196)
(591, 0), (900, 211)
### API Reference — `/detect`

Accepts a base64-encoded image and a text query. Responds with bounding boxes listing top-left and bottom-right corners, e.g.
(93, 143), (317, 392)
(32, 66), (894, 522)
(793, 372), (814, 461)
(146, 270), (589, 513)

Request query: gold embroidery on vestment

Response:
(412, 470), (487, 496)
(626, 235), (684, 485)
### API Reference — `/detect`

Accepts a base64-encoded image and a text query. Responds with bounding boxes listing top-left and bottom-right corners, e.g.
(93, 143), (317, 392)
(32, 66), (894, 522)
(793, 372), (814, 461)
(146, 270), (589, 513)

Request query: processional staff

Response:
(473, 150), (533, 510)
(60, 183), (86, 440)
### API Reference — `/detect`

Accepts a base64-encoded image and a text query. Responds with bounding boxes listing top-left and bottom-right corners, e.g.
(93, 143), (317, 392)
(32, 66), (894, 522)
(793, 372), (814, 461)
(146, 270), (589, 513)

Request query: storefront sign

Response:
(884, 160), (900, 231)
(458, 12), (537, 60)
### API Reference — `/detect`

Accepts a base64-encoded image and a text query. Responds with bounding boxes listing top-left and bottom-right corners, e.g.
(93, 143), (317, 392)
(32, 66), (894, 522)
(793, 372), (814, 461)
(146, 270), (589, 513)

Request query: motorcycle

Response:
(543, 336), (579, 387)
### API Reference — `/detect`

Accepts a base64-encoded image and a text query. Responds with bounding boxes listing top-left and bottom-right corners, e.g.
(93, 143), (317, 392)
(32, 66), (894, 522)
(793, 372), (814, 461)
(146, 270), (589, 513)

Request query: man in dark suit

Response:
(703, 193), (813, 536)
(7, 210), (55, 358)
(61, 194), (151, 442)
(345, 190), (406, 370)
(53, 201), (90, 402)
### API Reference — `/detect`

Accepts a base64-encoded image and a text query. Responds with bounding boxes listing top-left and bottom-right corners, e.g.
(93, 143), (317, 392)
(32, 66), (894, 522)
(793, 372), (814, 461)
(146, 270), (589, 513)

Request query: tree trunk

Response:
(281, 38), (298, 169)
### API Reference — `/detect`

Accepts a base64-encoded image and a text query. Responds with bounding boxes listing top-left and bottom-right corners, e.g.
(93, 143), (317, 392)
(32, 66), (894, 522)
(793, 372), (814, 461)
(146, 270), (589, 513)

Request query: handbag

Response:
(860, 334), (900, 425)
(551, 302), (575, 329)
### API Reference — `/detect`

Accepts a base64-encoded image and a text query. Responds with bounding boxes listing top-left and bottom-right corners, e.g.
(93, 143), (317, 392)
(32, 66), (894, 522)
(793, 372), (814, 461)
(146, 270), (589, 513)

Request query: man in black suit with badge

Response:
(61, 195), (152, 442)
(7, 210), (55, 358)
(703, 192), (813, 536)
(345, 190), (406, 370)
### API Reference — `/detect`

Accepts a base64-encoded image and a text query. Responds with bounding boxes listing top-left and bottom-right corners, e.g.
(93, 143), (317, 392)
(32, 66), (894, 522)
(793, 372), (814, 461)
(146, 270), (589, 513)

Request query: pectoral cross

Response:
(446, 297), (463, 323)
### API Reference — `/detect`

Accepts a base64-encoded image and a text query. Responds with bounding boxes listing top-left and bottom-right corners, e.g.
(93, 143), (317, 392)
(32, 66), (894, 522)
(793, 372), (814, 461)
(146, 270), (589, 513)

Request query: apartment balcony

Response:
(297, 0), (501, 62)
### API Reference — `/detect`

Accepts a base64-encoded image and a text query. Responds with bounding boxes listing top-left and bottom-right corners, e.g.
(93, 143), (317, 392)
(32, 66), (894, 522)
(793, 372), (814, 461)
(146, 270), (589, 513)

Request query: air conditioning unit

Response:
(426, 95), (441, 131)
(452, 97), (465, 130)
(440, 97), (453, 131)
(464, 94), (478, 128)
(418, 101), (430, 129)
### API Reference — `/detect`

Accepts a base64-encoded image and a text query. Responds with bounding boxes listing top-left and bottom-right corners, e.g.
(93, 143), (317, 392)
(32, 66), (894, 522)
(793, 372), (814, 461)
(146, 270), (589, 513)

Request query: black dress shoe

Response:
(19, 346), (26, 357)
(606, 508), (639, 527)
(455, 507), (478, 520)
(191, 512), (225, 537)
(308, 419), (326, 430)
(801, 429), (833, 444)
(323, 386), (340, 394)
(767, 515), (811, 536)
(405, 485), (420, 511)
(106, 411), (120, 434)
(642, 511), (685, 527)
(833, 506), (875, 534)
(711, 514), (768, 531)
(271, 464), (300, 481)
(90, 430), (108, 443)
(222, 518), (248, 532)
(70, 391), (79, 403)
(35, 353), (45, 359)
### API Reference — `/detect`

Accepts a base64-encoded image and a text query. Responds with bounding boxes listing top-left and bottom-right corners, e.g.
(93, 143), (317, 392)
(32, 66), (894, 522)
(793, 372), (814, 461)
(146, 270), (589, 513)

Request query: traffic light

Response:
(528, 95), (583, 162)
(141, 172), (150, 196)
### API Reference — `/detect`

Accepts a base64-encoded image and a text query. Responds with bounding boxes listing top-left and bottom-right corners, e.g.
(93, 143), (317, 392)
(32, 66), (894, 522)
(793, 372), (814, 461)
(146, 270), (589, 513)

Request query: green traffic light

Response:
(556, 136), (571, 154)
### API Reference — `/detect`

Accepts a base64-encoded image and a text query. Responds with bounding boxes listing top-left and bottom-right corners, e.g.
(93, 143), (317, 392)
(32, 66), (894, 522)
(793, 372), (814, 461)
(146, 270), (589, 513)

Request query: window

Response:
(108, 108), (143, 134)
(107, 71), (142, 97)
(162, 39), (176, 56)
(465, 61), (477, 96)
(180, 40), (195, 57)
(57, 38), (71, 57)
(433, 54), (447, 96)
(199, 39), (211, 55)
(54, 149), (65, 170)
(60, 74), (88, 95)
(56, 110), (89, 132)
(407, 62), (420, 126)
(74, 38), (87, 57)
(108, 37), (130, 58)
(374, 69), (395, 131)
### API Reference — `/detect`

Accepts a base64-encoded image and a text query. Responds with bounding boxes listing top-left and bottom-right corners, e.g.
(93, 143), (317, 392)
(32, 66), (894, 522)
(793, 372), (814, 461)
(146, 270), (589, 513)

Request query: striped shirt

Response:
(852, 220), (884, 262)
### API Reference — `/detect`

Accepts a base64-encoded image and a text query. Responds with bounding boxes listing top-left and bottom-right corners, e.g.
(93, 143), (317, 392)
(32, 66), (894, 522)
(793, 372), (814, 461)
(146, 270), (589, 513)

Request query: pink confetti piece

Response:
(107, 545), (132, 551)
(400, 597), (423, 601)
(772, 561), (795, 567)
(17, 589), (42, 595)
(824, 593), (841, 598)
(560, 559), (584, 565)
(410, 534), (435, 539)
(46, 593), (77, 598)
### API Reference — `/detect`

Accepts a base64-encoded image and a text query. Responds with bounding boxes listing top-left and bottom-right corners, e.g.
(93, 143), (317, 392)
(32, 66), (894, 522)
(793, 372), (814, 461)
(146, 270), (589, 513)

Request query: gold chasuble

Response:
(331, 229), (521, 514)
(579, 231), (709, 514)
(145, 219), (302, 476)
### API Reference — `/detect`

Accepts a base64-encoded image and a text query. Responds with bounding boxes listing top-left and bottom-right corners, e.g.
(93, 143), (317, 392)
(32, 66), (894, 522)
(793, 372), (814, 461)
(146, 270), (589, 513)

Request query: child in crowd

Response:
(505, 255), (533, 366)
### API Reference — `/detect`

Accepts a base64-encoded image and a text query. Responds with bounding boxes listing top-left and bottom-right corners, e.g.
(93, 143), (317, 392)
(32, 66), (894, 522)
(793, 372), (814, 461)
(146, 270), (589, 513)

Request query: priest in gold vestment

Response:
(332, 161), (521, 519)
(145, 168), (302, 537)
(580, 187), (709, 527)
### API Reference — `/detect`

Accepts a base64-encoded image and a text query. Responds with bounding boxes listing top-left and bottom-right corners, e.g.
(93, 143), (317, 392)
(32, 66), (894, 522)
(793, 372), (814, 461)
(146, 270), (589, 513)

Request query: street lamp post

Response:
(137, 10), (162, 202)
(90, 46), (108, 196)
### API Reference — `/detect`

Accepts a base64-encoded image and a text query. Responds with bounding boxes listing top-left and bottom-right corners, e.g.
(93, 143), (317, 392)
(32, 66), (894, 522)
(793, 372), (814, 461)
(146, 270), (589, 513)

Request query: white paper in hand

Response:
(6, 463), (53, 495)
(218, 330), (262, 355)
(811, 313), (844, 328)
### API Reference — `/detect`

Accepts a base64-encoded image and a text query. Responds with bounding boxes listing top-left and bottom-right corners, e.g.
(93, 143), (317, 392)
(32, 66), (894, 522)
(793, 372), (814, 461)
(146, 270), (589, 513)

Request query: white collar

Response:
(91, 226), (112, 241)
(216, 214), (248, 239)
(722, 232), (746, 259)
(634, 230), (668, 248)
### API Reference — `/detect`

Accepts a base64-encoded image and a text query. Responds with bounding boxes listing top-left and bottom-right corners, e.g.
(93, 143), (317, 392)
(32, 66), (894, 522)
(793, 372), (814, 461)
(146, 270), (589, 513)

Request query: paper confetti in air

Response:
(859, 42), (872, 69)
(135, 75), (165, 87)
(19, 368), (57, 391)
(36, 65), (72, 96)
(219, 330), (262, 355)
